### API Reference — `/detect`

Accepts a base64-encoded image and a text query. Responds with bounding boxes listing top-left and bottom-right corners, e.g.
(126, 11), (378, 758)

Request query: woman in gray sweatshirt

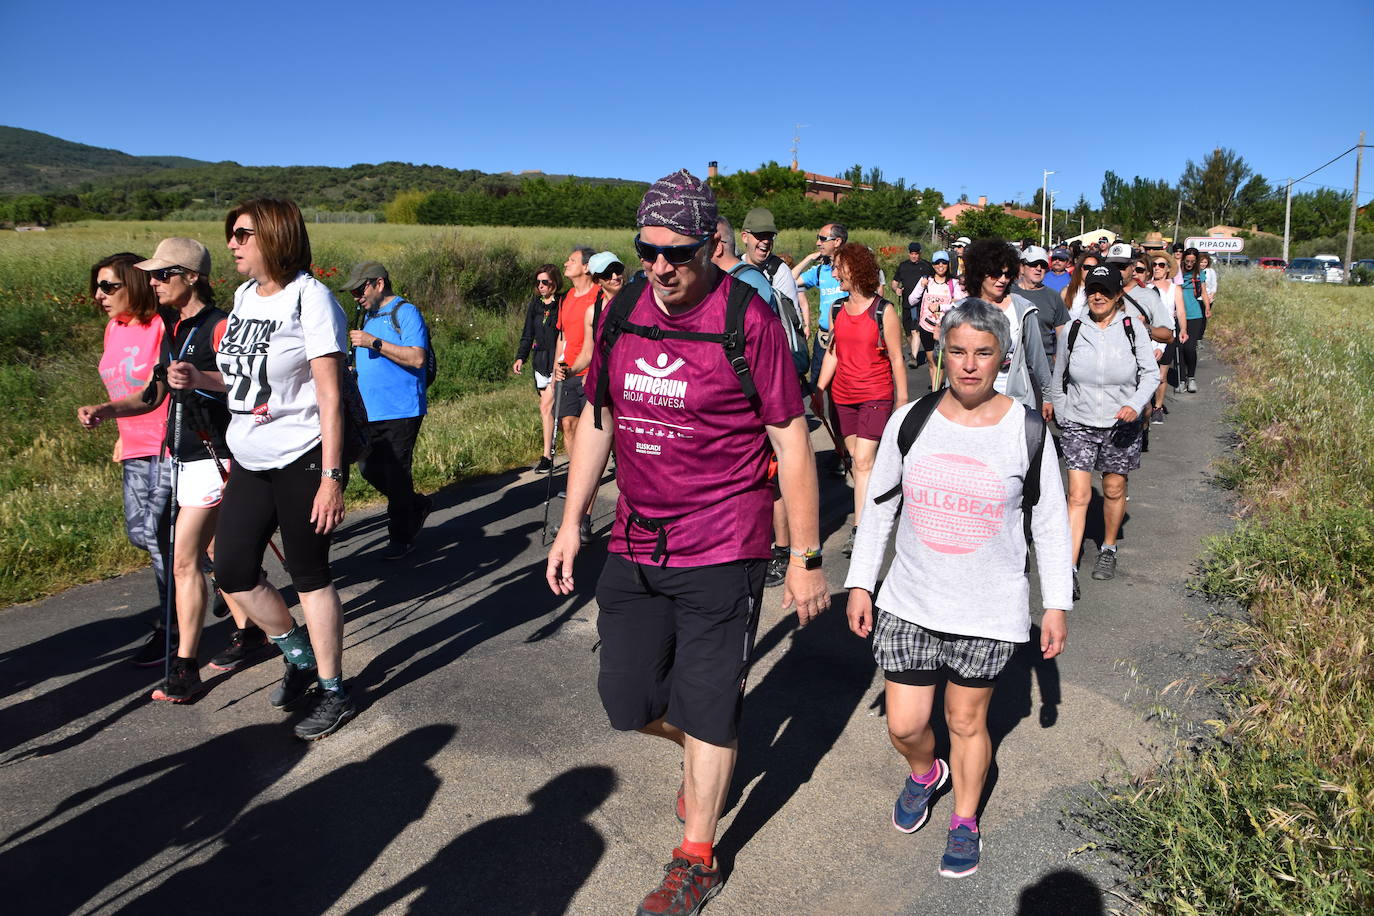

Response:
(1050, 265), (1159, 591)
(844, 299), (1072, 880)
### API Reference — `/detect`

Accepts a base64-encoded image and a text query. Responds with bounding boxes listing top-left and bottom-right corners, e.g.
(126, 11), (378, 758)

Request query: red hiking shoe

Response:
(636, 847), (721, 916)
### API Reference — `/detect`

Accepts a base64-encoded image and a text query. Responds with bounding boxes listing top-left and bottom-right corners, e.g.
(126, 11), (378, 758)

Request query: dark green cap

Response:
(340, 261), (388, 292)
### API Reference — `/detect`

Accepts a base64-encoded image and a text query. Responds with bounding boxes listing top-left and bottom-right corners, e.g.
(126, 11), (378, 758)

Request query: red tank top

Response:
(831, 299), (893, 404)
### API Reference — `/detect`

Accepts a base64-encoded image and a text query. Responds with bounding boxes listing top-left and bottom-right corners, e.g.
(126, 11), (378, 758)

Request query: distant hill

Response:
(0, 127), (645, 220)
(0, 126), (208, 193)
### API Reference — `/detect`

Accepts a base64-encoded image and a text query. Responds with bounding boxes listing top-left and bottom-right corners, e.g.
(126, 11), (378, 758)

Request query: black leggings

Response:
(1179, 317), (1206, 381)
(214, 445), (339, 594)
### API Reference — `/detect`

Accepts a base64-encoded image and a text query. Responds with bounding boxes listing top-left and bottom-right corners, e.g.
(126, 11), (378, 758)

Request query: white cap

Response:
(1020, 246), (1049, 264)
(955, 236), (971, 246)
(1105, 242), (1134, 263)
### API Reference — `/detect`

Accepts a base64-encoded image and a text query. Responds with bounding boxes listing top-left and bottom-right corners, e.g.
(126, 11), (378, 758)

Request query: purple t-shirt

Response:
(585, 274), (804, 566)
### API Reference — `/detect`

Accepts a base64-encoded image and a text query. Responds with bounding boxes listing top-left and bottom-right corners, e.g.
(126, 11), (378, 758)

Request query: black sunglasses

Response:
(992, 268), (1016, 278)
(536, 277), (555, 286)
(149, 267), (186, 282)
(1152, 261), (1169, 268)
(1025, 261), (1048, 270)
(634, 234), (711, 266)
(349, 279), (373, 296)
(229, 227), (255, 244)
(595, 268), (625, 281)
(1133, 266), (1149, 273)
(96, 280), (125, 294)
(746, 231), (777, 241)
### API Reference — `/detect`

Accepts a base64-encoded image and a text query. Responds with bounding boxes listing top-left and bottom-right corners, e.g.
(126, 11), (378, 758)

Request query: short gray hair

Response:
(940, 298), (1011, 358)
(716, 217), (737, 257)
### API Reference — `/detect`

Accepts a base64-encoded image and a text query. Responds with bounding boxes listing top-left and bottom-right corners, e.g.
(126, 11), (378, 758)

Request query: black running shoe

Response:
(131, 626), (176, 668)
(151, 657), (202, 703)
(269, 660), (318, 710)
(534, 455), (553, 474)
(294, 689), (357, 740)
(209, 625), (268, 671)
(764, 546), (788, 588)
(579, 516), (593, 546)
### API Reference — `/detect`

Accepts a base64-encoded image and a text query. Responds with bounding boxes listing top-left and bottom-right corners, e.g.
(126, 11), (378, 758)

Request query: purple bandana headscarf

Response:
(636, 169), (718, 239)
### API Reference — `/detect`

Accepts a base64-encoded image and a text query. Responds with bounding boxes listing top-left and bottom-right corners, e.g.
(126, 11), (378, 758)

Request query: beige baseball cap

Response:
(136, 237), (211, 275)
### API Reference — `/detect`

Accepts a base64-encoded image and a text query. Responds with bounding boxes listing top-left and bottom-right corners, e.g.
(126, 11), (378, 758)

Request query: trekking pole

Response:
(542, 369), (566, 546)
(162, 393), (184, 688)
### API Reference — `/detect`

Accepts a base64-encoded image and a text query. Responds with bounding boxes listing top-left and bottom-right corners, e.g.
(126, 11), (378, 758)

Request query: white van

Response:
(1312, 255), (1344, 283)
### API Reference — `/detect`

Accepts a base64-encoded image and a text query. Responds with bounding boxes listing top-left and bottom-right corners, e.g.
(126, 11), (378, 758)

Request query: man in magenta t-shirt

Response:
(546, 170), (828, 915)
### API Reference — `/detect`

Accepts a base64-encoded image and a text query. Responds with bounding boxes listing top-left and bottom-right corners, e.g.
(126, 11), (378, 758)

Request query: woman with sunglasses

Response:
(1050, 266), (1158, 594)
(817, 243), (907, 557)
(76, 254), (173, 665)
(1061, 250), (1102, 314)
(215, 198), (355, 740)
(513, 264), (562, 473)
(907, 250), (964, 392)
(1176, 248), (1211, 393)
(1145, 252), (1188, 423)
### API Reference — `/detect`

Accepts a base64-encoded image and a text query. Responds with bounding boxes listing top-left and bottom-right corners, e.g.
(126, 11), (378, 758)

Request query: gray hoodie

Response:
(1050, 308), (1159, 427)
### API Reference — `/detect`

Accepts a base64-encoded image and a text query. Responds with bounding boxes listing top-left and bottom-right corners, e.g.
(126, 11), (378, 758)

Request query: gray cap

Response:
(742, 207), (777, 234)
(136, 237), (211, 276)
(341, 261), (388, 292)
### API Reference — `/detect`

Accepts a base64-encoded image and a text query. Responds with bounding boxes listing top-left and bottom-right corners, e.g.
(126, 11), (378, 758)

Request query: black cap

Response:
(908, 242), (922, 253)
(1084, 265), (1123, 295)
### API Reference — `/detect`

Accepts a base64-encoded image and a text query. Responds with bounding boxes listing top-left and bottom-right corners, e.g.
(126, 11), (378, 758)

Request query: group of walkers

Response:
(75, 170), (1217, 913)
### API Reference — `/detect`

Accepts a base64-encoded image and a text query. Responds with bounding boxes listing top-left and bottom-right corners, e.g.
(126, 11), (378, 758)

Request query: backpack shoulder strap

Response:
(1022, 405), (1047, 512)
(724, 275), (758, 401)
(591, 277), (647, 430)
(873, 297), (889, 353)
(1060, 318), (1083, 392)
(873, 390), (944, 505)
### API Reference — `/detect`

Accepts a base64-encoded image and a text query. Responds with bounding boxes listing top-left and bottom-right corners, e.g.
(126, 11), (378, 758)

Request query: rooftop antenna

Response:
(790, 123), (810, 171)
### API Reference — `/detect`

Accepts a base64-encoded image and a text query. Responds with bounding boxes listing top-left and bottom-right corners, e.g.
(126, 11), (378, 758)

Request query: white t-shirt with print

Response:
(217, 272), (347, 471)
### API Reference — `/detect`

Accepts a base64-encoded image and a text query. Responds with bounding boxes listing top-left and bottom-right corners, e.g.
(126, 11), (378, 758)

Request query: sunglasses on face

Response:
(96, 280), (125, 294)
(1026, 261), (1048, 270)
(1133, 266), (1149, 274)
(746, 231), (776, 242)
(992, 268), (1016, 279)
(536, 277), (555, 286)
(1152, 262), (1169, 269)
(634, 234), (711, 266)
(229, 227), (255, 244)
(595, 269), (625, 281)
(816, 235), (840, 243)
(149, 267), (186, 282)
(349, 280), (373, 297)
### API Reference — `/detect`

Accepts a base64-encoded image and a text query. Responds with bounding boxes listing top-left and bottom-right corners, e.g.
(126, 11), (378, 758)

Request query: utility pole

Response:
(1041, 169), (1055, 247)
(1173, 193), (1183, 245)
(1048, 190), (1057, 246)
(1282, 178), (1293, 264)
(1344, 130), (1364, 283)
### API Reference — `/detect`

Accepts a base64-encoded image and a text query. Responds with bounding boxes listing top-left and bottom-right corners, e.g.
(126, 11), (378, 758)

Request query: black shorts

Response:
(595, 554), (765, 746)
(557, 375), (587, 421)
(918, 327), (937, 352)
(902, 305), (920, 334)
(1157, 342), (1176, 366)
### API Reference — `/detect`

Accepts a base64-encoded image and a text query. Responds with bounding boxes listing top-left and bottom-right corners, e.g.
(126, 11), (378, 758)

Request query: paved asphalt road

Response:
(0, 345), (1238, 915)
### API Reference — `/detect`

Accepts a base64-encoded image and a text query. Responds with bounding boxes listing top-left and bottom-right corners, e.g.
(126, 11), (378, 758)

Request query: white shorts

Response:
(535, 370), (552, 390)
(175, 458), (228, 508)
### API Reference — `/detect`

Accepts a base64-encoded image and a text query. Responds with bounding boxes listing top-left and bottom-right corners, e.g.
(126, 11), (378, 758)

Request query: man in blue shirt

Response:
(343, 261), (433, 560)
(792, 222), (848, 385)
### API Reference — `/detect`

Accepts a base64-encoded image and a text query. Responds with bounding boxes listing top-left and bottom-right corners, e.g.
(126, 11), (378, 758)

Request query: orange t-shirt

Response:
(558, 284), (599, 378)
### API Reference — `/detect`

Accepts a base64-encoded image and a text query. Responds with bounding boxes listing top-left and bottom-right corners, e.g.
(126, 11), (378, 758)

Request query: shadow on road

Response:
(1016, 867), (1107, 914)
(346, 764), (616, 915)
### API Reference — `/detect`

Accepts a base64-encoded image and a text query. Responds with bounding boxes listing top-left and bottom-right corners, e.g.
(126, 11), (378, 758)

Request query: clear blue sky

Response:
(4, 0), (1372, 209)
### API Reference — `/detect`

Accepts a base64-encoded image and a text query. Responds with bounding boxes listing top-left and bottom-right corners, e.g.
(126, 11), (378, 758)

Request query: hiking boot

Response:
(293, 688), (357, 741)
(534, 455), (553, 474)
(894, 759), (949, 833)
(269, 660), (318, 710)
(636, 847), (722, 916)
(764, 546), (788, 589)
(209, 625), (267, 672)
(938, 824), (983, 878)
(382, 540), (414, 561)
(1091, 548), (1118, 581)
(579, 516), (593, 546)
(843, 525), (857, 558)
(151, 657), (202, 703)
(131, 626), (176, 668)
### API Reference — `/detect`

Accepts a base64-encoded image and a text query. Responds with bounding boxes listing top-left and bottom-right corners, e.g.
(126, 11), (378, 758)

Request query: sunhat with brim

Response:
(136, 238), (211, 276)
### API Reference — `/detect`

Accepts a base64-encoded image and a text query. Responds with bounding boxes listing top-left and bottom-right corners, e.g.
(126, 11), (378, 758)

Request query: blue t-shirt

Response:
(357, 297), (429, 421)
(1180, 272), (1205, 320)
(729, 262), (777, 312)
(798, 263), (843, 330)
(1042, 270), (1071, 293)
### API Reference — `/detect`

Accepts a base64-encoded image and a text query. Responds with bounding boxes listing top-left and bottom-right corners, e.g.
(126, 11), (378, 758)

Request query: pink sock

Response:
(951, 813), (978, 833)
(912, 760), (941, 785)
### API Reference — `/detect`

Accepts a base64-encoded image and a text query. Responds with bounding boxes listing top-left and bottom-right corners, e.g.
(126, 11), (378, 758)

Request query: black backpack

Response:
(592, 275), (759, 430)
(379, 298), (438, 389)
(830, 295), (891, 354)
(873, 390), (1048, 517)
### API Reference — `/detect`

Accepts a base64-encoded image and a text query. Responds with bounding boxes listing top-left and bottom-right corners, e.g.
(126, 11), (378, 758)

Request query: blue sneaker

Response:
(939, 824), (983, 878)
(892, 759), (949, 833)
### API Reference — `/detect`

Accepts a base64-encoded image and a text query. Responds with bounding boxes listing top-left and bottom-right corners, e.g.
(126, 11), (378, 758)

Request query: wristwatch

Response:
(371, 338), (384, 352)
(321, 468), (344, 481)
(789, 547), (823, 570)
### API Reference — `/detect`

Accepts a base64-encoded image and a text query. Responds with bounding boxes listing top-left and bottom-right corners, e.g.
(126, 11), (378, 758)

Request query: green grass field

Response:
(0, 220), (907, 606)
(1083, 271), (1374, 914)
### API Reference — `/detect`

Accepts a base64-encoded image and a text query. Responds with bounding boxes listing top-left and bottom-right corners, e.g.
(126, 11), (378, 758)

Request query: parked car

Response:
(1349, 259), (1374, 285)
(1286, 258), (1329, 282)
(1312, 255), (1345, 283)
(1215, 254), (1250, 267)
(1258, 257), (1287, 271)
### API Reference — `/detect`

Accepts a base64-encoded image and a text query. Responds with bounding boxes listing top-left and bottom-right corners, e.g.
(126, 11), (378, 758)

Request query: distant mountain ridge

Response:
(0, 126), (209, 193)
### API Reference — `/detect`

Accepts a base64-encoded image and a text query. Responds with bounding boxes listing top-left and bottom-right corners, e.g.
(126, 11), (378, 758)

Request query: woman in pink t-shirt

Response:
(817, 243), (908, 557)
(76, 253), (172, 664)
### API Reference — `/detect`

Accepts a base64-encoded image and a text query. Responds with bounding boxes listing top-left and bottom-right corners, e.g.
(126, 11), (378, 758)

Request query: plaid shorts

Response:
(872, 610), (1016, 687)
(1058, 418), (1143, 475)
